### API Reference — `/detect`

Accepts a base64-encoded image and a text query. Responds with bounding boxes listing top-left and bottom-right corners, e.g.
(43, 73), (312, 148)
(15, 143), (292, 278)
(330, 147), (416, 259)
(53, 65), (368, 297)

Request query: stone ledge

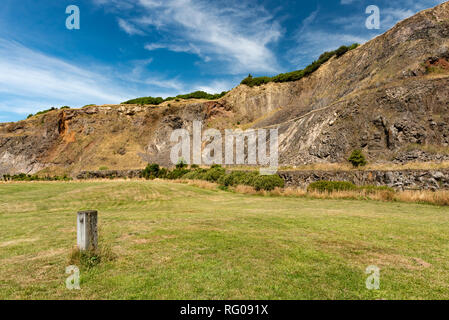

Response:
(278, 169), (449, 190)
(75, 168), (449, 191)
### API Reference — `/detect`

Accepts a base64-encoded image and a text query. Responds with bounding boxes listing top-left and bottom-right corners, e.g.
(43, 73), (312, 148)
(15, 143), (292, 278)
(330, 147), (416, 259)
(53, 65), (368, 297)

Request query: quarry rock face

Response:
(279, 169), (449, 191)
(1, 2), (449, 175)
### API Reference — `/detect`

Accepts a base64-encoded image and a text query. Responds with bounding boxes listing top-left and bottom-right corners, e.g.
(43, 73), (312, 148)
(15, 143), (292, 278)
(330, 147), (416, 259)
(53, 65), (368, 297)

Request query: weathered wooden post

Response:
(77, 210), (98, 251)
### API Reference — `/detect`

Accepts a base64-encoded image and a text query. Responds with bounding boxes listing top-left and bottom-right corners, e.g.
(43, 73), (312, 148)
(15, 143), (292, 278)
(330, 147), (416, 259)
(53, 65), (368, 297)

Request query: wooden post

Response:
(77, 210), (98, 251)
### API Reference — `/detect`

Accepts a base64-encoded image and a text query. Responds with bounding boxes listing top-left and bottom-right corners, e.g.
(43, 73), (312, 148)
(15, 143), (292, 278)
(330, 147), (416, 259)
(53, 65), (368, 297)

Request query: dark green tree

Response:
(348, 149), (367, 168)
(176, 158), (188, 169)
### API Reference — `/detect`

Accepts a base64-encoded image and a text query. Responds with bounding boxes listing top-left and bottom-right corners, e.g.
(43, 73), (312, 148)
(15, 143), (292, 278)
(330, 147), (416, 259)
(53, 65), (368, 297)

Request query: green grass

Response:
(1, 180), (449, 300)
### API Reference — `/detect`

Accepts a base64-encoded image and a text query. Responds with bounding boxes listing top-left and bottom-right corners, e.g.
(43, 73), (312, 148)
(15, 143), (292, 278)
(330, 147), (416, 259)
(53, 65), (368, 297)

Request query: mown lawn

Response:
(1, 180), (449, 300)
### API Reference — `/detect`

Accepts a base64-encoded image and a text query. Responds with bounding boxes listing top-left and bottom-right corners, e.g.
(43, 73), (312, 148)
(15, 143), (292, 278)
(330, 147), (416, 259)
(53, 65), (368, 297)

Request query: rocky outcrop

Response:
(1, 2), (449, 176)
(76, 169), (143, 180)
(279, 169), (449, 191)
(73, 168), (449, 191)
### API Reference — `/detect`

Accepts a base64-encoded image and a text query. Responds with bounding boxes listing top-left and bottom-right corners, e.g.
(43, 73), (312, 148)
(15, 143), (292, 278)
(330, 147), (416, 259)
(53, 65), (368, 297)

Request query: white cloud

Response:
(99, 0), (283, 74)
(145, 43), (201, 55)
(0, 39), (193, 115)
(0, 39), (132, 114)
(118, 18), (145, 35)
(195, 79), (234, 94)
(0, 37), (237, 119)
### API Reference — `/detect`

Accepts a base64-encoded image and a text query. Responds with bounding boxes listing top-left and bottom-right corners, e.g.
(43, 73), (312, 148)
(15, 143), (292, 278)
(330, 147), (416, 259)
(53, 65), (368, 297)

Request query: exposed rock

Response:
(76, 170), (142, 179)
(1, 3), (449, 175)
(279, 169), (449, 191)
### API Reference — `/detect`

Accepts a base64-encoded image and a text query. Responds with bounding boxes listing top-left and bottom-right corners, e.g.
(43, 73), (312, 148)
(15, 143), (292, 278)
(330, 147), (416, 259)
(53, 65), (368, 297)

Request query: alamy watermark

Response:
(66, 265), (80, 290)
(365, 265), (380, 290)
(66, 5), (80, 30)
(366, 5), (380, 30)
(170, 121), (279, 175)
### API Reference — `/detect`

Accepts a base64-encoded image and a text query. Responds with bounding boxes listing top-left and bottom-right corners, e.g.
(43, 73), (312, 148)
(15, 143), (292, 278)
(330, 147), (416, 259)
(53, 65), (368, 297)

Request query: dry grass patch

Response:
(207, 184), (449, 206)
(395, 190), (449, 206)
(172, 179), (220, 190)
(0, 238), (39, 248)
(230, 161), (449, 172)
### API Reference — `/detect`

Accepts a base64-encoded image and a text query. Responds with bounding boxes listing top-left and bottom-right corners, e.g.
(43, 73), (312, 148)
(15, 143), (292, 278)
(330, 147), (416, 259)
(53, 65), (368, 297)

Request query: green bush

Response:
(182, 168), (207, 180)
(216, 170), (283, 191)
(240, 43), (359, 87)
(203, 166), (226, 182)
(307, 181), (357, 193)
(142, 163), (160, 180)
(176, 159), (188, 169)
(122, 96), (165, 105)
(139, 164), (285, 191)
(217, 171), (247, 186)
(122, 91), (228, 105)
(157, 168), (169, 179)
(175, 91), (228, 100)
(348, 149), (367, 168)
(235, 171), (259, 186)
(252, 175), (285, 191)
(26, 107), (58, 119)
(167, 168), (190, 180)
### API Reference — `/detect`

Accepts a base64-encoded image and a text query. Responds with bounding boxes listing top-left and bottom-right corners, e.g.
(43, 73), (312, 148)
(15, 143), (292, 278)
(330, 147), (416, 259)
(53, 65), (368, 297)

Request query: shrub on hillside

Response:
(348, 149), (367, 168)
(26, 107), (58, 119)
(122, 96), (165, 105)
(252, 175), (285, 191)
(139, 164), (284, 192)
(122, 91), (228, 105)
(240, 43), (359, 87)
(142, 163), (160, 180)
(157, 168), (169, 179)
(176, 159), (188, 169)
(217, 171), (248, 186)
(307, 181), (357, 193)
(203, 166), (226, 182)
(167, 168), (190, 180)
(182, 168), (208, 180)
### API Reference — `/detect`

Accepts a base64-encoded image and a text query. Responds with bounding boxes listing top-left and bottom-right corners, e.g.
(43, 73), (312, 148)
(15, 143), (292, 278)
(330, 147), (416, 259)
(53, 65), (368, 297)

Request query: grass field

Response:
(1, 180), (449, 300)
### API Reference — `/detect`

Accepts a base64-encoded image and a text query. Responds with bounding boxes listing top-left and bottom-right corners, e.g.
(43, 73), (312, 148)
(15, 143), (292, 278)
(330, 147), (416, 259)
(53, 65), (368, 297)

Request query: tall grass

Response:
(169, 180), (449, 206)
(229, 161), (449, 172)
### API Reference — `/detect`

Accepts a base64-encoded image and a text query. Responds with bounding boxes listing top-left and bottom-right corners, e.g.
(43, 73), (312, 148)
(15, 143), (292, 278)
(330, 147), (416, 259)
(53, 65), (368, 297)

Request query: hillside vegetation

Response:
(122, 90), (229, 105)
(122, 44), (358, 103)
(240, 44), (359, 87)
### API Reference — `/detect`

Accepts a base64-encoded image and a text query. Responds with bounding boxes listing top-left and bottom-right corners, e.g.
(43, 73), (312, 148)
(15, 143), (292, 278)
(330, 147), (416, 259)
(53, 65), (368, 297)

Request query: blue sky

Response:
(0, 0), (445, 122)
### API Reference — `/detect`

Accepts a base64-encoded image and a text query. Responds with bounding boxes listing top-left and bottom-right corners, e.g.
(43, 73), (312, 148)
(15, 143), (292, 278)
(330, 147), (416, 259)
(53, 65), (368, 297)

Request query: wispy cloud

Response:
(118, 18), (145, 36)
(0, 36), (237, 119)
(0, 39), (131, 114)
(0, 39), (200, 116)
(288, 0), (445, 68)
(98, 0), (283, 74)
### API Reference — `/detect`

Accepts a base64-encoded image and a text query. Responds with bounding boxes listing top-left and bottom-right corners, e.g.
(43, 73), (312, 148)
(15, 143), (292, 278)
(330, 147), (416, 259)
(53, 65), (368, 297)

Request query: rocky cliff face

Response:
(1, 2), (449, 175)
